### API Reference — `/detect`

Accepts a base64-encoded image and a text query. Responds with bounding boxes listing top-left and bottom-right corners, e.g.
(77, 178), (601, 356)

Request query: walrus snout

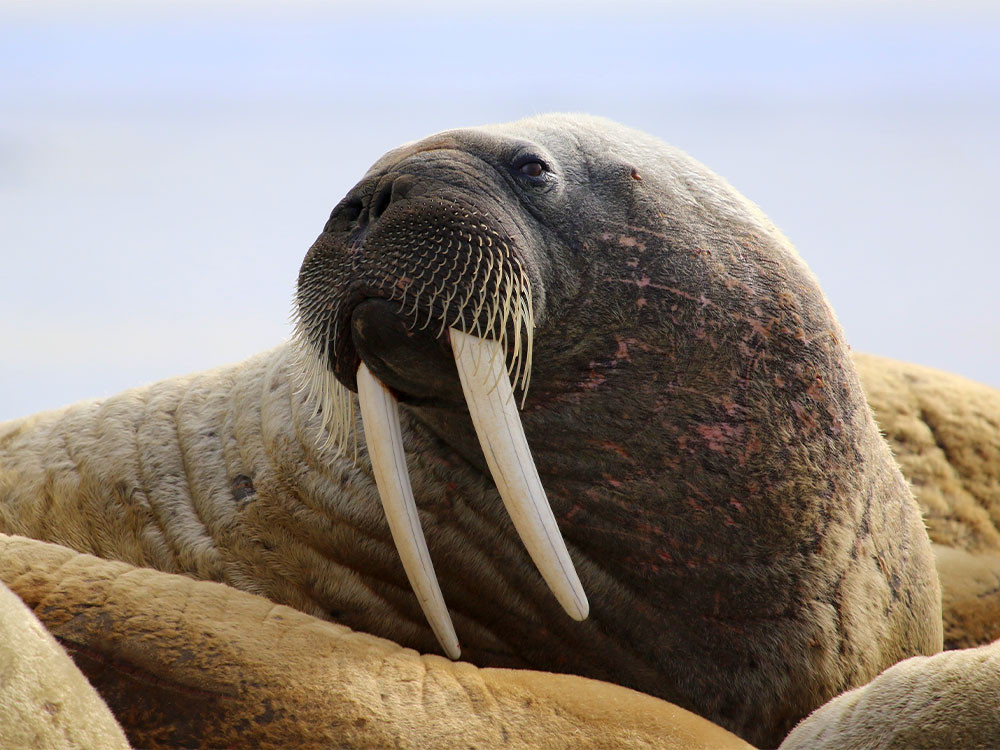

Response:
(299, 186), (537, 398)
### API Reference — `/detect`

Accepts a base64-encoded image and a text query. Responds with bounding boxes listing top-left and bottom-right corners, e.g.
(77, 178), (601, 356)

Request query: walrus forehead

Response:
(360, 126), (563, 183)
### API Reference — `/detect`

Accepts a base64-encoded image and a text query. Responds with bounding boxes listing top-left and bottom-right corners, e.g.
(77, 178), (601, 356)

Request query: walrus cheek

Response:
(356, 328), (589, 658)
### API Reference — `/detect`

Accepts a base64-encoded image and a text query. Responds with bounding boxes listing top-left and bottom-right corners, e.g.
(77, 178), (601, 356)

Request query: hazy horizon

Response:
(2, 1), (998, 420)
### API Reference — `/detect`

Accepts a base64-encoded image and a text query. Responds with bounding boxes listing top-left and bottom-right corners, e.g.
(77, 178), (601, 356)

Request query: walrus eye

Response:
(511, 155), (549, 181)
(519, 161), (545, 177)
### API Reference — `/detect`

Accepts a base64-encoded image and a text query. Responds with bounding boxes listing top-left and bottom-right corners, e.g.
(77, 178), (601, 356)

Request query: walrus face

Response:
(297, 128), (574, 402)
(293, 115), (940, 746)
(296, 123), (607, 654)
(296, 120), (626, 419)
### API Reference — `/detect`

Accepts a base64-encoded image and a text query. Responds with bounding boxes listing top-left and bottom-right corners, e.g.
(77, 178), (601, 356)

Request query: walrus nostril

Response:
(369, 174), (417, 224)
(323, 197), (364, 233)
(370, 184), (393, 222)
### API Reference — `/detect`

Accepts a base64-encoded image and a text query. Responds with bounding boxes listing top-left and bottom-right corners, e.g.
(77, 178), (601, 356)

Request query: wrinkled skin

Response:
(294, 115), (942, 746)
(0, 115), (943, 748)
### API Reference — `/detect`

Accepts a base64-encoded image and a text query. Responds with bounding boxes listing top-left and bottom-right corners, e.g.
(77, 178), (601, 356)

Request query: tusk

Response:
(356, 362), (461, 659)
(450, 328), (589, 621)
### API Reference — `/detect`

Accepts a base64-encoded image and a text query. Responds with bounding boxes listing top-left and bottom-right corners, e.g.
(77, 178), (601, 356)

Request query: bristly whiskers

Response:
(292, 199), (535, 460)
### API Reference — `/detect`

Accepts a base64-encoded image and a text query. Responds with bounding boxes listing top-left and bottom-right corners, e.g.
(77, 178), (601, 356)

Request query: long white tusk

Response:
(356, 362), (461, 659)
(450, 328), (589, 621)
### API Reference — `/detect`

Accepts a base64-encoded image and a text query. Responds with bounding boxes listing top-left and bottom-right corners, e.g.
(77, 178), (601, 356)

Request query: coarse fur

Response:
(0, 114), (942, 747)
(0, 577), (129, 750)
(852, 353), (1000, 556)
(854, 353), (1000, 651)
(779, 637), (1000, 749)
(1, 355), (995, 749)
(0, 534), (753, 750)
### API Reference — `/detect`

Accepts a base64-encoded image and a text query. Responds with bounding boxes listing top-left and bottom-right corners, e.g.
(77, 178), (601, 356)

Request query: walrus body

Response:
(0, 115), (941, 746)
(0, 563), (130, 750)
(780, 638), (1000, 749)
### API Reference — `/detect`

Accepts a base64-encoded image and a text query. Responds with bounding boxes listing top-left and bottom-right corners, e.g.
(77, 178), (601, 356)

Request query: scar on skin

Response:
(617, 235), (645, 250)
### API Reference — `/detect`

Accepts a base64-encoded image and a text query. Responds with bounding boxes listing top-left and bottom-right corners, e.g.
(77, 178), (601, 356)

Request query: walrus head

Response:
(293, 114), (940, 746)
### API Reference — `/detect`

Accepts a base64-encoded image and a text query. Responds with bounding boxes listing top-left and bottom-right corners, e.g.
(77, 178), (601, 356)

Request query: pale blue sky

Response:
(2, 1), (998, 419)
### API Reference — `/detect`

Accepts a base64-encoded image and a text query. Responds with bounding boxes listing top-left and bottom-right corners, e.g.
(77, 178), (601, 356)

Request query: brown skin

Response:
(4, 354), (997, 746)
(1, 533), (754, 750)
(296, 115), (942, 747)
(0, 115), (942, 748)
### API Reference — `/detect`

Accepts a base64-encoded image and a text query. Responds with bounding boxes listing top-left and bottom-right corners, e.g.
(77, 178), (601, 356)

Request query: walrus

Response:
(0, 567), (130, 750)
(0, 114), (942, 747)
(780, 637), (1000, 749)
(0, 533), (754, 750)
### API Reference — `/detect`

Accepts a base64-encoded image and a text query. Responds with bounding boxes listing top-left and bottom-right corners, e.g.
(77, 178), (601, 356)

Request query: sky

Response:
(2, 0), (999, 420)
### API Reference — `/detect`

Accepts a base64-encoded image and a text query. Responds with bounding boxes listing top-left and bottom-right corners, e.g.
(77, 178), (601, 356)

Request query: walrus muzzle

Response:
(295, 169), (588, 658)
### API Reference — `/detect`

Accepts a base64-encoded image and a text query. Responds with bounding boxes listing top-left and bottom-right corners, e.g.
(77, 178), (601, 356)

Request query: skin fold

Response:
(0, 534), (753, 750)
(3, 352), (997, 750)
(0, 115), (955, 747)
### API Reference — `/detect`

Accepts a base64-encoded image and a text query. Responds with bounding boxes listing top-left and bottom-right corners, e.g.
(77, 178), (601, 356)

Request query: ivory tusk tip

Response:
(567, 597), (590, 622)
(553, 580), (589, 621)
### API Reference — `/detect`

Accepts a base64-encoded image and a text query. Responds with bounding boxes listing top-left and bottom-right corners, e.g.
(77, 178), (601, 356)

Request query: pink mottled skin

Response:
(0, 117), (941, 748)
(239, 115), (944, 747)
(381, 185), (938, 747)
